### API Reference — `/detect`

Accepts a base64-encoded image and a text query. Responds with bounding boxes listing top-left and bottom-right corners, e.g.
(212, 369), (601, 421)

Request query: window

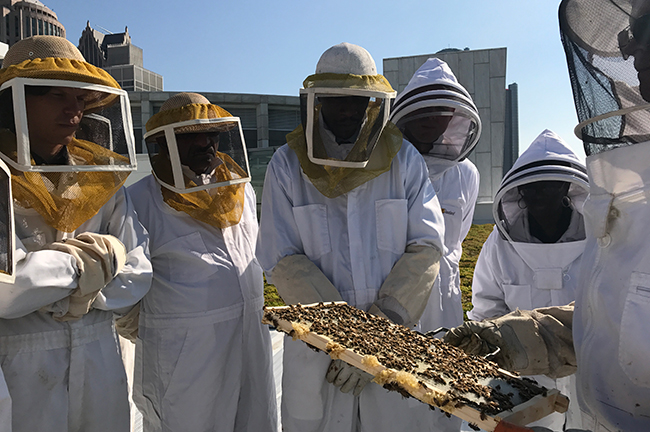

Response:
(225, 108), (257, 148)
(31, 18), (36, 36)
(269, 108), (301, 147)
(38, 19), (43, 35)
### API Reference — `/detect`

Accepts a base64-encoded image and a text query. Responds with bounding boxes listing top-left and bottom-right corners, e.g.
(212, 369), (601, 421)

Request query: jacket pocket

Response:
(619, 271), (650, 387)
(292, 204), (331, 259)
(375, 199), (408, 254)
(502, 284), (533, 311)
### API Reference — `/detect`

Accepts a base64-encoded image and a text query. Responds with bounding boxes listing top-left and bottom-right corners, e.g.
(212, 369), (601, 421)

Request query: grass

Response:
(459, 224), (494, 318)
(263, 223), (495, 320)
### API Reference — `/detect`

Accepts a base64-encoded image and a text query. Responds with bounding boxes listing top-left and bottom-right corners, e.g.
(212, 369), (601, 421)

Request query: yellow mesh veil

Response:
(0, 36), (133, 232)
(292, 72), (402, 197)
(287, 119), (403, 198)
(151, 151), (246, 228)
(303, 73), (395, 93)
(145, 93), (248, 228)
(0, 130), (129, 232)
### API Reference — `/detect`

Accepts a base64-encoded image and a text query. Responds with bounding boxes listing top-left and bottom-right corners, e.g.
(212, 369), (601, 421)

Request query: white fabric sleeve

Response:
(371, 244), (441, 327)
(256, 153), (306, 281)
(0, 235), (79, 319)
(459, 161), (480, 242)
(467, 229), (512, 321)
(402, 146), (446, 253)
(92, 188), (153, 313)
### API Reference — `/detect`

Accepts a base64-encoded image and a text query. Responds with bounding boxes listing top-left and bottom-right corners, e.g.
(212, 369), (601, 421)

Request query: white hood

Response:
(390, 58), (481, 164)
(396, 58), (469, 100)
(494, 129), (589, 242)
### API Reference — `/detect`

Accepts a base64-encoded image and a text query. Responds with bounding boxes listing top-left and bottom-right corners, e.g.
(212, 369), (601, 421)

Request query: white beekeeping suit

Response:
(257, 43), (453, 432)
(390, 58), (481, 332)
(444, 1), (650, 430)
(129, 93), (277, 432)
(468, 129), (588, 430)
(0, 36), (152, 432)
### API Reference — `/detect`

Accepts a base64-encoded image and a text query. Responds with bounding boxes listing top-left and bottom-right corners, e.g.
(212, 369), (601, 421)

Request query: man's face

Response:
(176, 131), (220, 176)
(519, 181), (570, 217)
(25, 86), (87, 158)
(403, 111), (454, 154)
(621, 13), (650, 101)
(319, 96), (369, 141)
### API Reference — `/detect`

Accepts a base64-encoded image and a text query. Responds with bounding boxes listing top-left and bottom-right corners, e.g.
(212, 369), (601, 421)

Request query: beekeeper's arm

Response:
(458, 160), (480, 242)
(369, 147), (445, 327)
(42, 189), (152, 322)
(466, 228), (512, 321)
(257, 152), (342, 304)
(90, 188), (152, 313)
(444, 303), (576, 379)
(0, 234), (80, 319)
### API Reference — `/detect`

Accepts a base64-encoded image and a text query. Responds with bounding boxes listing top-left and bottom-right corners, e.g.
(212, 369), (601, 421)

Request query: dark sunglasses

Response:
(618, 13), (650, 60)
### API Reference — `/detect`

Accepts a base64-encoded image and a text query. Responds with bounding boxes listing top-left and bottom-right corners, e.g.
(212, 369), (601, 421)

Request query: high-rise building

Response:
(78, 22), (162, 92)
(0, 0), (64, 46)
(383, 47), (519, 223)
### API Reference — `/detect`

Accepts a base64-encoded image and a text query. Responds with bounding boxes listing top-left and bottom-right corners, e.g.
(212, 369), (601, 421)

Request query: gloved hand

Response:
(444, 307), (576, 378)
(325, 359), (373, 396)
(271, 254), (343, 305)
(443, 318), (528, 372)
(115, 303), (140, 342)
(44, 232), (127, 322)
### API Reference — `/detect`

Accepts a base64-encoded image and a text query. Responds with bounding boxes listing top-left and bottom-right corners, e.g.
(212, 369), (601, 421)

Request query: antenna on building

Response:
(94, 24), (114, 35)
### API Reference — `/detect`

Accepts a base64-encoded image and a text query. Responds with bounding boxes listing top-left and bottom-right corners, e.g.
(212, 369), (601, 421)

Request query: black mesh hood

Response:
(560, 0), (650, 155)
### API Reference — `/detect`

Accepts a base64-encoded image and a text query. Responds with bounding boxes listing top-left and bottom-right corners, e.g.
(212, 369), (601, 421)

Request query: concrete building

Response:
(78, 22), (163, 92)
(0, 41), (7, 63)
(383, 47), (519, 223)
(0, 0), (63, 46)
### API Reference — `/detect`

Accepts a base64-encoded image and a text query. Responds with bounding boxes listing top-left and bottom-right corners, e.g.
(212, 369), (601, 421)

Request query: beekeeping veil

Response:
(494, 130), (589, 243)
(560, 0), (650, 155)
(0, 36), (136, 232)
(144, 92), (249, 228)
(390, 58), (481, 162)
(288, 43), (402, 198)
(0, 159), (14, 283)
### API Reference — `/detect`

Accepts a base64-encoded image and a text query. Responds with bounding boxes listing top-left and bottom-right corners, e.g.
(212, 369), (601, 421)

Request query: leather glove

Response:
(444, 307), (576, 378)
(370, 244), (441, 327)
(443, 318), (528, 371)
(271, 254), (343, 305)
(44, 232), (127, 322)
(115, 303), (140, 342)
(325, 359), (373, 397)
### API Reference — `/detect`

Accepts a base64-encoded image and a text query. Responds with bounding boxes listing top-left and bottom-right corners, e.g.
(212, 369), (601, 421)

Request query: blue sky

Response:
(45, 0), (584, 160)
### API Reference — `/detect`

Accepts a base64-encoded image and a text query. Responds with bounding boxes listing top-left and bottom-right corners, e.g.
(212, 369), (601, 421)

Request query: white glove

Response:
(271, 254), (343, 305)
(444, 305), (576, 378)
(325, 359), (373, 396)
(44, 232), (127, 322)
(370, 244), (441, 327)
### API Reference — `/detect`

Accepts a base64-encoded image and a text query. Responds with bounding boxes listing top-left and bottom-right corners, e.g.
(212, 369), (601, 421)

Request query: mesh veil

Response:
(560, 0), (650, 155)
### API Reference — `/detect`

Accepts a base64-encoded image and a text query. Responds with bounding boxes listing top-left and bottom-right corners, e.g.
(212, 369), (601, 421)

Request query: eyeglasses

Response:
(618, 13), (650, 60)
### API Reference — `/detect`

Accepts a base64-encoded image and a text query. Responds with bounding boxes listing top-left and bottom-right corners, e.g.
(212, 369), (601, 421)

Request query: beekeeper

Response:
(444, 1), (650, 430)
(257, 42), (454, 432)
(467, 129), (588, 430)
(128, 92), (277, 432)
(391, 58), (481, 332)
(0, 35), (152, 432)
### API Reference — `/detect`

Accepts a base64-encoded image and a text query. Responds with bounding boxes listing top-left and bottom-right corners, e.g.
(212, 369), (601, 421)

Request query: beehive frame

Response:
(263, 302), (569, 432)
